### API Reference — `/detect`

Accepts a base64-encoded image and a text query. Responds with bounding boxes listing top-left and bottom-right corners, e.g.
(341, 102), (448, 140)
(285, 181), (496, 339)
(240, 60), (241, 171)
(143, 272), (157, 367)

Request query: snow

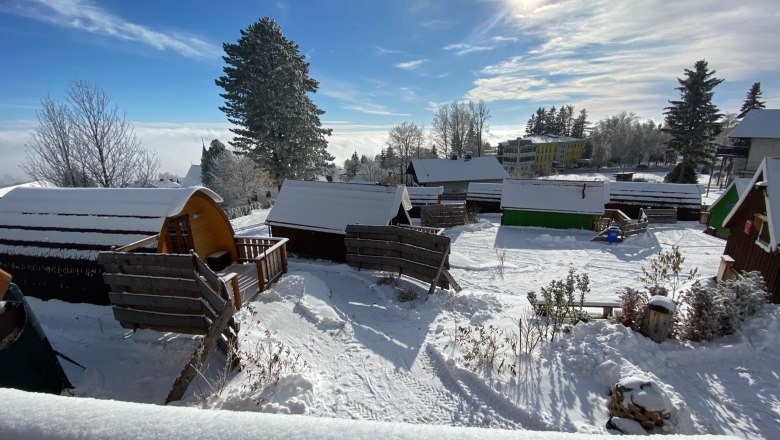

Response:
(0, 388), (741, 440)
(608, 181), (703, 208)
(181, 164), (203, 187)
(5, 206), (777, 439)
(466, 182), (502, 201)
(265, 180), (411, 235)
(501, 179), (605, 215)
(410, 157), (508, 184)
(406, 186), (442, 206)
(0, 180), (46, 198)
(0, 186), (222, 219)
(616, 376), (669, 412)
(649, 295), (676, 312)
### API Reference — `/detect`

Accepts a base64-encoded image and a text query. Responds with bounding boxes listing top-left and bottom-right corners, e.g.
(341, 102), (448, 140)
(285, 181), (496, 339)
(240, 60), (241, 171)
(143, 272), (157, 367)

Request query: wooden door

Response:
(166, 215), (193, 254)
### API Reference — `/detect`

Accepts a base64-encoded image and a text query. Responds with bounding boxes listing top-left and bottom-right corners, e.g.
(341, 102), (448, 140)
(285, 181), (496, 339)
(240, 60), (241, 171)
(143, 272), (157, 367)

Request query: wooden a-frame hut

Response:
(266, 180), (412, 261)
(722, 157), (780, 302)
(0, 187), (236, 304)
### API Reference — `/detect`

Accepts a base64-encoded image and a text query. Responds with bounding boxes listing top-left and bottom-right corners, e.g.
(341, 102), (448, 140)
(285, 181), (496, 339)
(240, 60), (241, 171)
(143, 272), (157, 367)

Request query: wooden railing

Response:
(397, 224), (445, 235)
(114, 234), (159, 252)
(234, 236), (288, 292)
(421, 203), (468, 228)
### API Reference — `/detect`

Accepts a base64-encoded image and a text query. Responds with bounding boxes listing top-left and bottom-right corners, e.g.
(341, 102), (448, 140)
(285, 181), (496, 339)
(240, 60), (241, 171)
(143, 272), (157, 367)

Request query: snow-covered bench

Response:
(532, 298), (621, 318)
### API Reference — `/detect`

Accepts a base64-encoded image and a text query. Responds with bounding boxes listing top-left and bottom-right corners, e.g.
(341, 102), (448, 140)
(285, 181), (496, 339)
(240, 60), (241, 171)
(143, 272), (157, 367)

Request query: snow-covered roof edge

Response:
(709, 178), (752, 210)
(722, 157), (780, 251)
(728, 109), (780, 139)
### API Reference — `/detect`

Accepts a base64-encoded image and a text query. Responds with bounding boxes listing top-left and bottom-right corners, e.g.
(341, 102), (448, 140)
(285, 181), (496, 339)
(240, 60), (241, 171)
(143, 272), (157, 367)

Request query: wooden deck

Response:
(219, 262), (261, 306)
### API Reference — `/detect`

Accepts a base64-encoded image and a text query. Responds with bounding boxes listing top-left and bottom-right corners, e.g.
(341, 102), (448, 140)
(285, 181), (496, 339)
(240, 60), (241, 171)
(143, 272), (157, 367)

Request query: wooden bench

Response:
(533, 299), (621, 318)
(639, 208), (677, 224)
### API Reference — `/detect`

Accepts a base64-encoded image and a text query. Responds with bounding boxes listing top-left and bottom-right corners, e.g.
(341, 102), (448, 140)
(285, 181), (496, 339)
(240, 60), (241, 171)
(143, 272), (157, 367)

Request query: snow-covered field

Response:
(9, 198), (779, 439)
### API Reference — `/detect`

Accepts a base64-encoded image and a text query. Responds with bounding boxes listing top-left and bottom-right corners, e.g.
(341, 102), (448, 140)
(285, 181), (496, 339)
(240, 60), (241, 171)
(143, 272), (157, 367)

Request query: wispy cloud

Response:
(442, 43), (493, 56)
(375, 46), (404, 56)
(466, 0), (780, 120)
(343, 104), (410, 116)
(490, 35), (519, 43)
(3, 0), (220, 60)
(394, 59), (427, 70)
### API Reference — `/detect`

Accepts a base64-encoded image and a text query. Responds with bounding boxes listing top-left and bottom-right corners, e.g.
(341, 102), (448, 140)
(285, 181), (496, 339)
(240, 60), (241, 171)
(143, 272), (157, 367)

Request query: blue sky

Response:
(1, 0), (778, 184)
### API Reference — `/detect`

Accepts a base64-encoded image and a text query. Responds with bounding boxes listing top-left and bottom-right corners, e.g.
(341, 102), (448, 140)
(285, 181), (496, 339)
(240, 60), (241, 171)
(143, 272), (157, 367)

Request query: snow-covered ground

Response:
(13, 197), (779, 439)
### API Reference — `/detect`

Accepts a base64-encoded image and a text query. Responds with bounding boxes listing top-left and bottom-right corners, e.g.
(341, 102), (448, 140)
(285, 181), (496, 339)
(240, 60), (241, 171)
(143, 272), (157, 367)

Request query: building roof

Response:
(723, 157), (780, 251)
(0, 181), (47, 198)
(265, 180), (412, 235)
(0, 187), (222, 260)
(182, 164), (203, 187)
(728, 109), (780, 139)
(522, 134), (584, 144)
(466, 182), (502, 202)
(409, 157), (508, 185)
(710, 178), (752, 209)
(607, 181), (703, 208)
(501, 179), (605, 215)
(406, 186), (443, 206)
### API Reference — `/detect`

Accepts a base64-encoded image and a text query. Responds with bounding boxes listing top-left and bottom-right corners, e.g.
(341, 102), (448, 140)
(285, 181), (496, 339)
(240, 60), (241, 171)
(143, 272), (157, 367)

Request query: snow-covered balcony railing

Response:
(233, 236), (289, 292)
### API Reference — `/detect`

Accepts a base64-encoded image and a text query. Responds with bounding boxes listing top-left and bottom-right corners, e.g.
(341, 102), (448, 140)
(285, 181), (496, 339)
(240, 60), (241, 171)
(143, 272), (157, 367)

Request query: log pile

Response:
(608, 379), (670, 432)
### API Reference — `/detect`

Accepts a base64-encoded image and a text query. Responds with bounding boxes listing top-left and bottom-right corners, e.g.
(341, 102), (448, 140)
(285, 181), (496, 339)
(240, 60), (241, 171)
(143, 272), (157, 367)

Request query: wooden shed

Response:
(606, 181), (703, 220)
(500, 179), (606, 229)
(0, 187), (236, 304)
(407, 157), (508, 197)
(706, 178), (751, 238)
(722, 157), (780, 302)
(265, 180), (412, 261)
(466, 182), (502, 213)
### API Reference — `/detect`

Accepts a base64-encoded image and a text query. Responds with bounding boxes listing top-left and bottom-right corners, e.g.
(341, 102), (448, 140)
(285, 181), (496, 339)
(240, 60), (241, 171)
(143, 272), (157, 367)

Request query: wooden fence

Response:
(97, 251), (239, 353)
(421, 203), (469, 228)
(640, 208), (678, 224)
(345, 224), (461, 295)
(591, 208), (648, 242)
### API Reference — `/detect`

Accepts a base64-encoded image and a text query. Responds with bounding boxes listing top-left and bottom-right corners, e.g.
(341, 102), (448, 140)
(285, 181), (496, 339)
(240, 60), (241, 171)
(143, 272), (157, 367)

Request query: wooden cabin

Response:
(606, 181), (703, 220)
(406, 186), (443, 218)
(501, 179), (606, 229)
(0, 187), (237, 304)
(706, 178), (751, 238)
(466, 182), (502, 213)
(266, 180), (412, 261)
(722, 157), (780, 302)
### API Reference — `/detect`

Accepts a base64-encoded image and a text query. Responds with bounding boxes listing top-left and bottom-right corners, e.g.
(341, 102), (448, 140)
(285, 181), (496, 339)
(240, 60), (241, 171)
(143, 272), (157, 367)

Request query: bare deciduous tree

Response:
(469, 100), (491, 157)
(387, 122), (425, 178)
(23, 80), (159, 187)
(208, 150), (273, 209)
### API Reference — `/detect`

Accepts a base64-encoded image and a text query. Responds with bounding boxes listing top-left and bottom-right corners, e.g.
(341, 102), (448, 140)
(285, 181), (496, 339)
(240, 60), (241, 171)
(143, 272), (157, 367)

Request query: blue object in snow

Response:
(607, 226), (620, 244)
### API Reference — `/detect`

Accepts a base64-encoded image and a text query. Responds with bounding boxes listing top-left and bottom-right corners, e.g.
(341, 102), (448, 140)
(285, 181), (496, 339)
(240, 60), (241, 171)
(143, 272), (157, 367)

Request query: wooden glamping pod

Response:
(500, 179), (606, 229)
(0, 187), (236, 304)
(266, 180), (412, 261)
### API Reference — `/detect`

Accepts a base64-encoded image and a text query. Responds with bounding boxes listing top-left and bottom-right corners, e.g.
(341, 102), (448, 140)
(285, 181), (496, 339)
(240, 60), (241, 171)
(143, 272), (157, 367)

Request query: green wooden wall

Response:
(502, 209), (595, 229)
(709, 185), (739, 238)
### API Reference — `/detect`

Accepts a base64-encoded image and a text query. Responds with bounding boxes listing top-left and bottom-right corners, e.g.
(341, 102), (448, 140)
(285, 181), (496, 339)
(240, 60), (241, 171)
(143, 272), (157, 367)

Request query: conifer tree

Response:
(216, 17), (333, 185)
(738, 82), (766, 118)
(201, 138), (226, 188)
(663, 60), (724, 183)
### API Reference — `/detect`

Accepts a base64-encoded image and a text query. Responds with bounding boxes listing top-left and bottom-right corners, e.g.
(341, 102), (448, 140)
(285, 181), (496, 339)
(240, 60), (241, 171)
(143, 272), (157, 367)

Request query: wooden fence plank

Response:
(195, 275), (227, 312)
(108, 292), (203, 314)
(112, 306), (207, 330)
(102, 273), (197, 292)
(97, 252), (192, 268)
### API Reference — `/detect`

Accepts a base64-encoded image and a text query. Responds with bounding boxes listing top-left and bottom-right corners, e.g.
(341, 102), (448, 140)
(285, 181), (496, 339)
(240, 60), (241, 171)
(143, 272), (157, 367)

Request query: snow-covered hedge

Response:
(677, 272), (768, 341)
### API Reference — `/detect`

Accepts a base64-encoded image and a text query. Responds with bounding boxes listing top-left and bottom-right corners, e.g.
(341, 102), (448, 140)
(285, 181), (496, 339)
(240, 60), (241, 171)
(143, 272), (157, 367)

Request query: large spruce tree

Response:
(737, 82), (766, 119)
(663, 60), (723, 183)
(216, 17), (333, 185)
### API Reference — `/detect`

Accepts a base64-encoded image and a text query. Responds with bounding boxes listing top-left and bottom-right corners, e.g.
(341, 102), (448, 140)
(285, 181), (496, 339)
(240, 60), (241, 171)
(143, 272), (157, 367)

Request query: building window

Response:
(755, 214), (771, 252)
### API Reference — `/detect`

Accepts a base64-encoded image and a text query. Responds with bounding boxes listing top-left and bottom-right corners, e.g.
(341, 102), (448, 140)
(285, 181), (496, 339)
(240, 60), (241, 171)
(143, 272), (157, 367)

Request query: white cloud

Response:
(4, 0), (220, 60)
(490, 35), (519, 43)
(442, 43), (493, 56)
(465, 0), (780, 120)
(375, 46), (404, 56)
(343, 104), (410, 117)
(394, 59), (427, 70)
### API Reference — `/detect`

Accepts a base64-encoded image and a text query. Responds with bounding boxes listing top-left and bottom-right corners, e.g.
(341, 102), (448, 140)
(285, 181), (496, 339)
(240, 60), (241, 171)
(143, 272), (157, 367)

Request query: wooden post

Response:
(280, 245), (288, 274)
(255, 258), (266, 292)
(165, 300), (235, 404)
(640, 305), (674, 343)
(427, 244), (451, 297)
